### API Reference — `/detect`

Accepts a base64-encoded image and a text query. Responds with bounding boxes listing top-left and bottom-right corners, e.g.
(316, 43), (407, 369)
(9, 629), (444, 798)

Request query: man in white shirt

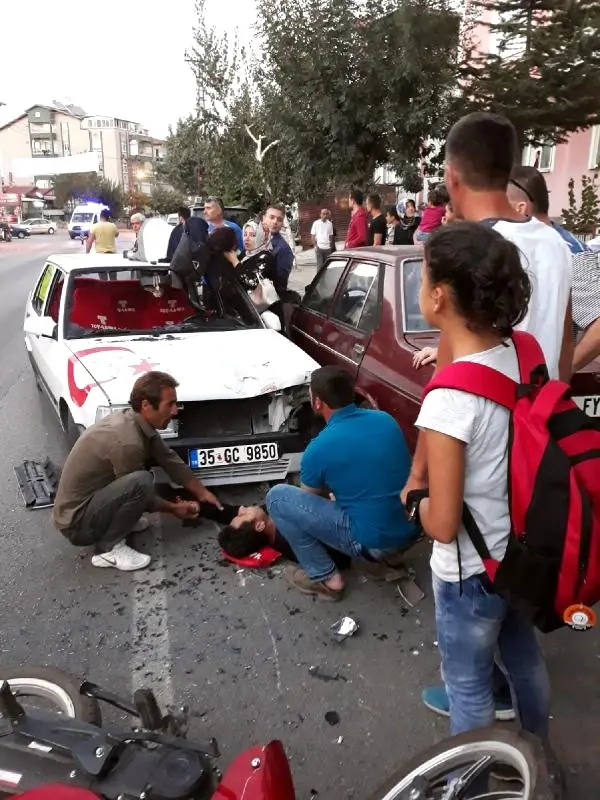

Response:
(311, 208), (334, 270)
(405, 111), (572, 722)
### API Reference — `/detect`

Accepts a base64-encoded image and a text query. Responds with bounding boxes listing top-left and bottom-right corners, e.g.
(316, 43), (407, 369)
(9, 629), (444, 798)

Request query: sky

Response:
(0, 0), (257, 139)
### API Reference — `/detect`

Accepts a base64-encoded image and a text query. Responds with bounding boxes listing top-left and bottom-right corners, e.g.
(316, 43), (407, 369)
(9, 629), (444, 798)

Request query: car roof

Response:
(332, 244), (424, 265)
(46, 253), (163, 274)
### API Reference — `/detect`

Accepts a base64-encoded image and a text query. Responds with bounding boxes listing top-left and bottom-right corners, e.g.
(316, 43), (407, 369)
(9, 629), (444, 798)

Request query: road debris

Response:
(331, 616), (359, 642)
(308, 665), (347, 682)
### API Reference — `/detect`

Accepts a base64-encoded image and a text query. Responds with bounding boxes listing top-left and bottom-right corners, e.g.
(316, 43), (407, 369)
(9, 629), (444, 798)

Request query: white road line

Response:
(130, 517), (174, 708)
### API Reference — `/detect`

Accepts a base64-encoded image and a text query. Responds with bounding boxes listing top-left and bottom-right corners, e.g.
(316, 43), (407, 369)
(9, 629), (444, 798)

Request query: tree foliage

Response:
(461, 0), (600, 145)
(562, 174), (600, 236)
(52, 173), (124, 218)
(256, 0), (462, 195)
(149, 185), (188, 215)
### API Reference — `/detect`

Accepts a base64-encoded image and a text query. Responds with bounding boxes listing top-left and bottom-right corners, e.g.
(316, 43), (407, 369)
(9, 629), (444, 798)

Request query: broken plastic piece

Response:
(330, 616), (359, 641)
(14, 459), (59, 509)
(396, 576), (426, 607)
(324, 710), (340, 726)
(336, 736), (344, 744)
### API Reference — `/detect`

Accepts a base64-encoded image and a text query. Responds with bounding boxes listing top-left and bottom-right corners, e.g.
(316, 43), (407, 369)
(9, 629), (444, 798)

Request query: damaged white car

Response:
(23, 224), (320, 486)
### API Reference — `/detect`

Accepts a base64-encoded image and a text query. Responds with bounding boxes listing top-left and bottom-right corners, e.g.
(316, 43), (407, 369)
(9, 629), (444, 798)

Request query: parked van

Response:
(67, 203), (110, 239)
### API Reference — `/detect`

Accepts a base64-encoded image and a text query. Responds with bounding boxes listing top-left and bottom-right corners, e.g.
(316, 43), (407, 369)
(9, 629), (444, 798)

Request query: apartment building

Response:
(0, 103), (165, 195)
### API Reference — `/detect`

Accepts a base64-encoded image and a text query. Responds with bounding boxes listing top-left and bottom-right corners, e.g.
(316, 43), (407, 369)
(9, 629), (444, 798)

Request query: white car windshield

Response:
(72, 213), (94, 223)
(65, 268), (263, 339)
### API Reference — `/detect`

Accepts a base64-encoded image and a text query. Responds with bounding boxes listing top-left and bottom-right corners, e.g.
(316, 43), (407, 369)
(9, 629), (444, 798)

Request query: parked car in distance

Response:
(166, 213), (179, 226)
(290, 245), (600, 451)
(21, 217), (56, 235)
(10, 223), (31, 239)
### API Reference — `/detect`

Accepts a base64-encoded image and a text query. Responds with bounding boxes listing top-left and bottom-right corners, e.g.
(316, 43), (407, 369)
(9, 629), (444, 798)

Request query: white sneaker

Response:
(91, 541), (151, 572)
(131, 515), (150, 533)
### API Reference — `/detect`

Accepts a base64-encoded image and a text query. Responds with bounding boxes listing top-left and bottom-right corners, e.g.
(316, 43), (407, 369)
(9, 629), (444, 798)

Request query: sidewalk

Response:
(290, 247), (318, 293)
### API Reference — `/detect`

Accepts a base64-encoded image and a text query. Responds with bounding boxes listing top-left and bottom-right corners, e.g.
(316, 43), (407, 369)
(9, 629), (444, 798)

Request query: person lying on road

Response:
(52, 371), (222, 572)
(265, 366), (417, 601)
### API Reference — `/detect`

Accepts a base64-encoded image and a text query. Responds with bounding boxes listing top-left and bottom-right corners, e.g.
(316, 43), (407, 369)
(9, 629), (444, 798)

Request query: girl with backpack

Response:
(410, 221), (551, 739)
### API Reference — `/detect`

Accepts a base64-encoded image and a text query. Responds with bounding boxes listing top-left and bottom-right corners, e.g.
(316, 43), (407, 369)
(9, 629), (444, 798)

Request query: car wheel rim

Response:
(377, 739), (531, 799)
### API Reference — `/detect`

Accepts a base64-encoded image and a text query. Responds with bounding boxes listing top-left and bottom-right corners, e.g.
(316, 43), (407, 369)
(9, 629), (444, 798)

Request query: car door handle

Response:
(353, 343), (365, 356)
(314, 324), (323, 335)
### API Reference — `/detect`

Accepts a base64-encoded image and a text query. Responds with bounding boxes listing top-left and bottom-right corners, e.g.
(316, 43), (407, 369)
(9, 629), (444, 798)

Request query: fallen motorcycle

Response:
(0, 667), (294, 800)
(0, 668), (564, 800)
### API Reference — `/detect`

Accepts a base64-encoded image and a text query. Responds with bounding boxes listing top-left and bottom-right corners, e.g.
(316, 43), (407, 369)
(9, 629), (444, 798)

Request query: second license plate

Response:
(189, 442), (279, 469)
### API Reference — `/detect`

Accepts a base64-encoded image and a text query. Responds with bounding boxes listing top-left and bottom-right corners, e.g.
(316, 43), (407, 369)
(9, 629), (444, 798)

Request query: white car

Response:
(22, 217), (56, 235)
(23, 252), (320, 486)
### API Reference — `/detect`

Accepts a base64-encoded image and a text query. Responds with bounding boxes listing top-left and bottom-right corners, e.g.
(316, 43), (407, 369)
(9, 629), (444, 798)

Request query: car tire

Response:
(64, 410), (84, 449)
(48, 227), (55, 235)
(18, 231), (25, 239)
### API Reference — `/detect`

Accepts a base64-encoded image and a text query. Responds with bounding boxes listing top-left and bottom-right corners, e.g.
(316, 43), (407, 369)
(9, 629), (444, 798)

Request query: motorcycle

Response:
(0, 667), (294, 800)
(0, 223), (12, 243)
(0, 668), (564, 800)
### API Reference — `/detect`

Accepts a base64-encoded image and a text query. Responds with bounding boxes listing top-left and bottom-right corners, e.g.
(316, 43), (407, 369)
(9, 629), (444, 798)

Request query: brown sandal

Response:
(284, 566), (344, 601)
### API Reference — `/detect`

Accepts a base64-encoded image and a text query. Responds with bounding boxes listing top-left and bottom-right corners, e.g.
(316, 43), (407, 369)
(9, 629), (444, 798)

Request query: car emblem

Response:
(118, 300), (128, 309)
(97, 315), (108, 326)
(168, 299), (178, 308)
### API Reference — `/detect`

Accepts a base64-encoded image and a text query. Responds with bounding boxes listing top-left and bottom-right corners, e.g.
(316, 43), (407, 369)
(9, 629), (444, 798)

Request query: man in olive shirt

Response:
(53, 371), (222, 572)
(86, 209), (119, 254)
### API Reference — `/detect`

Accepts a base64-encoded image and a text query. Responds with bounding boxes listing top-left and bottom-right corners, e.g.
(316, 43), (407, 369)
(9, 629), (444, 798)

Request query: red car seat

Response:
(15, 787), (100, 800)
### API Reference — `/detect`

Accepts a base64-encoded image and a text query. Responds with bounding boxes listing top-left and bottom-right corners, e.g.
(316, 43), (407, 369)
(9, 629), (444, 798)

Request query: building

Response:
(0, 103), (165, 199)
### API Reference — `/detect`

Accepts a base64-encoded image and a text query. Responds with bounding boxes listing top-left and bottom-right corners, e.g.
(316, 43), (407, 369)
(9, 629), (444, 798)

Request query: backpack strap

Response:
(423, 361), (517, 410)
(511, 331), (548, 384)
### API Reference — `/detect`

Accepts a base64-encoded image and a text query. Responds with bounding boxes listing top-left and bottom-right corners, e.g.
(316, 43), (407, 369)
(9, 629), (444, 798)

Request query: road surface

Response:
(0, 232), (598, 797)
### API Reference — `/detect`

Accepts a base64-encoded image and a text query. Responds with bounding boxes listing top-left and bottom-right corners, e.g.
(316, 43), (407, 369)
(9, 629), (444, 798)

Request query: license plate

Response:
(573, 396), (600, 417)
(189, 443), (279, 469)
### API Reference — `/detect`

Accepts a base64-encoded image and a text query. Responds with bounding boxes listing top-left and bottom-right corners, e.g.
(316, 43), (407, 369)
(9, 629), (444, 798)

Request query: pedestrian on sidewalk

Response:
(344, 189), (369, 249)
(367, 193), (387, 246)
(311, 208), (334, 269)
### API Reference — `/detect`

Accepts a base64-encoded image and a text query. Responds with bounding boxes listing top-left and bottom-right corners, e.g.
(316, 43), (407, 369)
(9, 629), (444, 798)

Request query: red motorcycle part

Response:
(212, 740), (295, 800)
(13, 788), (100, 800)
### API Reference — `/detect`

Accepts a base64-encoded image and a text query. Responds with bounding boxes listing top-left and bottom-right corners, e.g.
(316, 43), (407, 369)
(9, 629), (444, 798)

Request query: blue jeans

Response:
(266, 484), (364, 581)
(414, 230), (430, 242)
(433, 572), (550, 738)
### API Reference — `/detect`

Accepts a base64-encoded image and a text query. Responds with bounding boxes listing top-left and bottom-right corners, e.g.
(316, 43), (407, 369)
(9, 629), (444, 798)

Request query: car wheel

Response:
(64, 410), (84, 449)
(18, 231), (25, 239)
(48, 227), (55, 235)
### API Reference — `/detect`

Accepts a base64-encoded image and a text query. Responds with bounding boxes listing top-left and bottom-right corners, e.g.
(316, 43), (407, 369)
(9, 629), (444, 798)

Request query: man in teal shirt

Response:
(266, 366), (415, 600)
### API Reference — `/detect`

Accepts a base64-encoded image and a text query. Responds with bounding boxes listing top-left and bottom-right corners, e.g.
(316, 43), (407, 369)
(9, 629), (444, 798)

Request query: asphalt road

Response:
(0, 232), (599, 799)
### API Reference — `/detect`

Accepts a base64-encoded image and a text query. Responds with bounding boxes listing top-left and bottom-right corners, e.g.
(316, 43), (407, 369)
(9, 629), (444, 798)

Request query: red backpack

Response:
(423, 330), (600, 633)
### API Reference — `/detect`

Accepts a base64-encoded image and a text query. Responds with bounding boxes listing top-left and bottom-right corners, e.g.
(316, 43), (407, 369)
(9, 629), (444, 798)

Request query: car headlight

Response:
(95, 404), (128, 423)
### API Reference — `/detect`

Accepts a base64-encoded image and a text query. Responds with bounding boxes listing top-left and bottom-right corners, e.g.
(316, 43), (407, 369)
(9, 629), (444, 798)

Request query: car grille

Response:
(191, 456), (291, 485)
(177, 397), (271, 438)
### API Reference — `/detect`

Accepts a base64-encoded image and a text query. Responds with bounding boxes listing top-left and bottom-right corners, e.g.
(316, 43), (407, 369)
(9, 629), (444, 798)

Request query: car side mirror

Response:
(261, 310), (282, 331)
(24, 315), (57, 339)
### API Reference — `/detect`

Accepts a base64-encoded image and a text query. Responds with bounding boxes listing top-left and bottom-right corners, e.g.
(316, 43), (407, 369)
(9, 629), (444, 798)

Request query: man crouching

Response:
(53, 371), (222, 571)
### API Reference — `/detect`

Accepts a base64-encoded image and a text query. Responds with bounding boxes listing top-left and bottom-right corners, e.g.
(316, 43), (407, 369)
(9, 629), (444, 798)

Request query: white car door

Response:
(27, 263), (65, 410)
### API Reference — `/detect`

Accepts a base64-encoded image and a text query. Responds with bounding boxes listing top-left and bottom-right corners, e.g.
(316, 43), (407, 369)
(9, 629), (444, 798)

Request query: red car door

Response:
(318, 259), (382, 380)
(289, 257), (349, 364)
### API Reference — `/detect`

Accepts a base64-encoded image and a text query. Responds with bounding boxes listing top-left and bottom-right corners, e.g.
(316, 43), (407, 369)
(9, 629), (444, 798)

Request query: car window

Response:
(330, 261), (380, 332)
(401, 258), (437, 333)
(45, 271), (65, 323)
(32, 264), (56, 315)
(302, 259), (348, 314)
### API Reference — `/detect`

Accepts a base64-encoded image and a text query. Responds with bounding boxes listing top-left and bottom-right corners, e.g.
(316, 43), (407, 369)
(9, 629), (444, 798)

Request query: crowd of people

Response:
(50, 109), (600, 793)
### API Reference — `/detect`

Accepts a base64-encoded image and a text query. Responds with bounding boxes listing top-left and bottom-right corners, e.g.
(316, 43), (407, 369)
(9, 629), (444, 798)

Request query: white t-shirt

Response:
(492, 218), (572, 378)
(416, 342), (520, 582)
(311, 219), (334, 249)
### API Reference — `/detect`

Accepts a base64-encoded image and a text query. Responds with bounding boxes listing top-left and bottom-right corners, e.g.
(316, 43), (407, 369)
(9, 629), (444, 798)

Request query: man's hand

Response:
(196, 486), (224, 510)
(401, 473), (428, 507)
(412, 346), (438, 369)
(171, 500), (200, 520)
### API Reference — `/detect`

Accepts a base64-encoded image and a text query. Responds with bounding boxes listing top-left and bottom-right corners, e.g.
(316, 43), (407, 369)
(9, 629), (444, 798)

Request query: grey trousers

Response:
(63, 471), (154, 552)
(316, 247), (332, 270)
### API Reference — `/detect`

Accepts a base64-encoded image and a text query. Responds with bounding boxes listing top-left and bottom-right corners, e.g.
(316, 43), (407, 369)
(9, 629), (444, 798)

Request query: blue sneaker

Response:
(421, 685), (516, 721)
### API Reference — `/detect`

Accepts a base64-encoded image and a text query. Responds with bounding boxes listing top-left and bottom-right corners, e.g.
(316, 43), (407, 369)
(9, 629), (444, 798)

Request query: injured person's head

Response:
(218, 505), (276, 558)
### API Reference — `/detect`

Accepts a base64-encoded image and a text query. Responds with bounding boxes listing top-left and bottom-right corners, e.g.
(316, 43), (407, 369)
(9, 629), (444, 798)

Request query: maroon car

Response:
(290, 245), (600, 451)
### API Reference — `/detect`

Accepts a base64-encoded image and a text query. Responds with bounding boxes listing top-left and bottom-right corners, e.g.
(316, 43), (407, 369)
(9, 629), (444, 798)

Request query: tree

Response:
(127, 189), (151, 214)
(460, 0), (600, 145)
(255, 0), (462, 196)
(562, 174), (600, 236)
(157, 115), (207, 196)
(52, 173), (124, 218)
(149, 185), (188, 215)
